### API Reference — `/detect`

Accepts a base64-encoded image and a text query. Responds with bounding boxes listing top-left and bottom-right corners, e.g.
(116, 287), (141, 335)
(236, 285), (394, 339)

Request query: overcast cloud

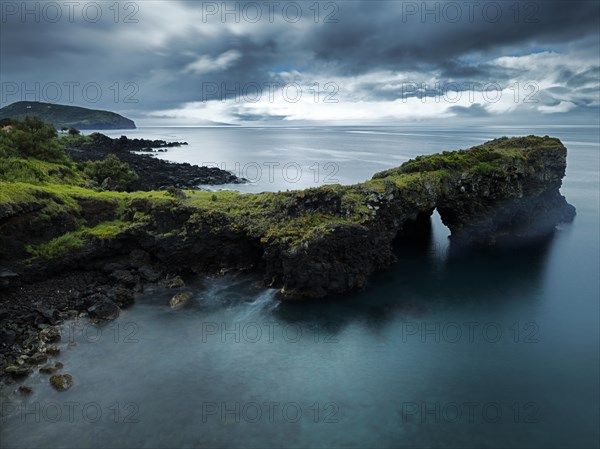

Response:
(1, 0), (599, 125)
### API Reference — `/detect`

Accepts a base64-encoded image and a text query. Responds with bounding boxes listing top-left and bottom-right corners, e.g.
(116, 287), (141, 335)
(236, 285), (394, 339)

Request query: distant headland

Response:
(0, 101), (136, 130)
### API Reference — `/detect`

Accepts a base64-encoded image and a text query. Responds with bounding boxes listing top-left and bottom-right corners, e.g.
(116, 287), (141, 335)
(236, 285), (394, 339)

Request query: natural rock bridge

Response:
(1, 136), (575, 298)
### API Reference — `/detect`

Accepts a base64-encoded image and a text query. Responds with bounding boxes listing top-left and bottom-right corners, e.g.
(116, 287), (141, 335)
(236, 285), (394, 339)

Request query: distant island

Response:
(0, 101), (136, 130)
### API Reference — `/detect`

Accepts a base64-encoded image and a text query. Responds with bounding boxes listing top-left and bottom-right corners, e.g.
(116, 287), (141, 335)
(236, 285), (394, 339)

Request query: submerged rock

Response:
(19, 385), (33, 395)
(27, 352), (48, 365)
(40, 362), (63, 374)
(169, 293), (190, 308)
(4, 365), (33, 377)
(46, 345), (60, 356)
(49, 374), (73, 391)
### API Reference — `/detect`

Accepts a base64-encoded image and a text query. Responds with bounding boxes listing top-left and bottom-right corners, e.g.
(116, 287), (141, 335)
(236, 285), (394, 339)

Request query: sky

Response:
(1, 0), (599, 126)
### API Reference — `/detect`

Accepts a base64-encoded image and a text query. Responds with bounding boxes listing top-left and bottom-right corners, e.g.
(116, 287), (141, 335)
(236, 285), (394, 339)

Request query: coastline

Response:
(0, 134), (576, 388)
(65, 133), (244, 190)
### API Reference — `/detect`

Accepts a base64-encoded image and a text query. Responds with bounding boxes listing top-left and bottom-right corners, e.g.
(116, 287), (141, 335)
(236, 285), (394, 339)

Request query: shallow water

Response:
(1, 126), (598, 448)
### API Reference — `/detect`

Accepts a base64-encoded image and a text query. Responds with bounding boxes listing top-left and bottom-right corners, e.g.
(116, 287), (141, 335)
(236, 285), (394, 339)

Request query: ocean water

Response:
(1, 126), (598, 448)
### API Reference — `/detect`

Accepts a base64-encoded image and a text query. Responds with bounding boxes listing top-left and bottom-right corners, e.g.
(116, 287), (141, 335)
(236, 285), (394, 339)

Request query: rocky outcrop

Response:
(0, 136), (577, 383)
(1, 136), (575, 301)
(49, 373), (73, 391)
(66, 133), (243, 190)
(432, 137), (575, 243)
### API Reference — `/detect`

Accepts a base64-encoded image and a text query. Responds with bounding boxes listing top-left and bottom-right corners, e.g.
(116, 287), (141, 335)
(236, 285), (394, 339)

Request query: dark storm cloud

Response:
(559, 66), (600, 88)
(304, 0), (600, 74)
(0, 0), (598, 119)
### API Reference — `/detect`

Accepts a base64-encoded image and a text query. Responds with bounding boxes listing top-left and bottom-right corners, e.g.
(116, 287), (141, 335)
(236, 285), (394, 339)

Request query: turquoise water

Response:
(1, 126), (598, 448)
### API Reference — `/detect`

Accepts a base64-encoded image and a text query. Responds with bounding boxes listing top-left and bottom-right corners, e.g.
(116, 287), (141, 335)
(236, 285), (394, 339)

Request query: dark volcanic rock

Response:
(4, 365), (33, 377)
(138, 266), (161, 282)
(110, 269), (137, 287)
(39, 326), (61, 343)
(434, 141), (576, 244)
(167, 276), (185, 289)
(18, 385), (33, 395)
(87, 299), (120, 321)
(129, 249), (151, 268)
(27, 352), (48, 365)
(0, 329), (16, 345)
(108, 286), (135, 307)
(0, 136), (579, 384)
(66, 133), (243, 190)
(49, 373), (73, 391)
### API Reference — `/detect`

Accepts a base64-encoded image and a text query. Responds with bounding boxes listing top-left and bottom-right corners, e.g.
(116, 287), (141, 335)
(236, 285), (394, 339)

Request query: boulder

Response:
(39, 326), (61, 343)
(39, 362), (63, 374)
(138, 265), (161, 282)
(49, 374), (73, 391)
(110, 269), (137, 287)
(4, 365), (33, 377)
(169, 293), (190, 308)
(109, 287), (135, 307)
(88, 299), (120, 321)
(129, 249), (151, 268)
(46, 345), (60, 356)
(27, 352), (48, 365)
(19, 385), (33, 395)
(167, 276), (185, 289)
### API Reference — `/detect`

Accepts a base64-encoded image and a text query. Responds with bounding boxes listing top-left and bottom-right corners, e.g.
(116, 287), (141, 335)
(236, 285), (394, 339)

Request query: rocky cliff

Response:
(0, 136), (575, 299)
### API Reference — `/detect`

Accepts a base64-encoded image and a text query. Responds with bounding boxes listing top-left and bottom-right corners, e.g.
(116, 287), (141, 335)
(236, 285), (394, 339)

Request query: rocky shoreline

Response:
(0, 249), (188, 390)
(0, 135), (577, 388)
(66, 133), (244, 190)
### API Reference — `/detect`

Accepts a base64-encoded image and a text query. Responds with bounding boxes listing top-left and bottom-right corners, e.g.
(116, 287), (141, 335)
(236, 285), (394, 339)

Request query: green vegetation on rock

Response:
(0, 116), (67, 162)
(83, 154), (139, 189)
(373, 136), (563, 178)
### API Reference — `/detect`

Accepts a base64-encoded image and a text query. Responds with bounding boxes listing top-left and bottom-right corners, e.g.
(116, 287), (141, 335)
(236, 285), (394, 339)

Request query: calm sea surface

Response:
(1, 126), (598, 448)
